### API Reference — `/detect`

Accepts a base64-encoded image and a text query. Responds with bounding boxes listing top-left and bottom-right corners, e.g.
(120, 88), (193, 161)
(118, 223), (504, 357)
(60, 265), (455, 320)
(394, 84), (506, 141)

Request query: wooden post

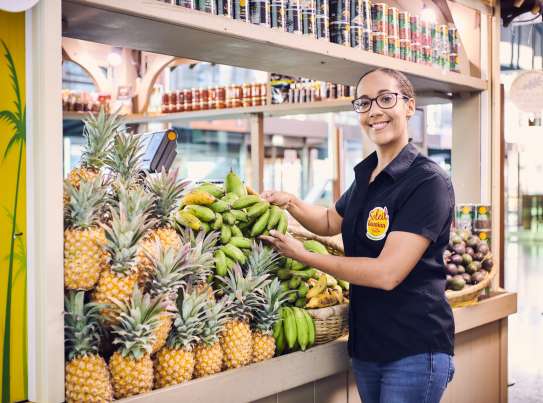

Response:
(332, 127), (343, 201)
(250, 113), (265, 193)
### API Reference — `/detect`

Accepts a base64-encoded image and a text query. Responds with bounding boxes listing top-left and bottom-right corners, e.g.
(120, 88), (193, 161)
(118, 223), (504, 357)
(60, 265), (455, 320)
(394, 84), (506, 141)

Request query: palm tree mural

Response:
(0, 39), (26, 403)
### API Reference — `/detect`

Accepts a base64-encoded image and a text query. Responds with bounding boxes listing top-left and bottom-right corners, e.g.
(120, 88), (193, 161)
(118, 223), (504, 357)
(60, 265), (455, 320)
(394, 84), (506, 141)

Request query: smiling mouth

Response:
(369, 121), (390, 130)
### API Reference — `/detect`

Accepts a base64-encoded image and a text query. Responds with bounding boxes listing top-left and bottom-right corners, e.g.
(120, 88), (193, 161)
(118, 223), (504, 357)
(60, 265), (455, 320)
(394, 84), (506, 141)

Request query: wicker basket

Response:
(288, 224), (349, 344)
(445, 258), (497, 308)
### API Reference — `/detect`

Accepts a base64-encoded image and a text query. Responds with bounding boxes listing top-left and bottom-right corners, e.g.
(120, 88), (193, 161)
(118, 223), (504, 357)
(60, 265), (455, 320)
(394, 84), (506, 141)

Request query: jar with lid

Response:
(260, 83), (268, 105)
(170, 91), (178, 113)
(184, 89), (193, 112)
(252, 83), (262, 106)
(209, 87), (217, 109)
(217, 86), (226, 109)
(201, 87), (209, 110)
(192, 88), (201, 111)
(177, 90), (185, 112)
(162, 92), (170, 113)
(242, 83), (252, 107)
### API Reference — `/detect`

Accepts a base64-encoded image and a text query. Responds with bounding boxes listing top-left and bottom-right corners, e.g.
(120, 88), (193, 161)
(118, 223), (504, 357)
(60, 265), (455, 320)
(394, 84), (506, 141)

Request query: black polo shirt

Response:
(335, 142), (455, 363)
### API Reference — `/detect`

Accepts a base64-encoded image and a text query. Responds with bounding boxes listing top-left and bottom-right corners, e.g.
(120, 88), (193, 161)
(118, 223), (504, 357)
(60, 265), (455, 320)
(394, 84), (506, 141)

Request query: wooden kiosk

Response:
(26, 0), (516, 401)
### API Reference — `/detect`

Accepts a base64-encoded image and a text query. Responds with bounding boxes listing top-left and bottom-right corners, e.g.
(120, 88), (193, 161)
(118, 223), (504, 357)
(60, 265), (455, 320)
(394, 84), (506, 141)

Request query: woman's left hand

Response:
(259, 230), (308, 261)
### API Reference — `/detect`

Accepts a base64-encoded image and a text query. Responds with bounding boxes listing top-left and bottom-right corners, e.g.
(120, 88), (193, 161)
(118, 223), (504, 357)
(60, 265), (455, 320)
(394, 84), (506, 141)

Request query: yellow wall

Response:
(0, 10), (27, 403)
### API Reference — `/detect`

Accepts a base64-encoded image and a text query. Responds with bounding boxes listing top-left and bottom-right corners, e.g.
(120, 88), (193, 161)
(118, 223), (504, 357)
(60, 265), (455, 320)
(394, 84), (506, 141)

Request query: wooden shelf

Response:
(63, 98), (355, 123)
(62, 0), (487, 95)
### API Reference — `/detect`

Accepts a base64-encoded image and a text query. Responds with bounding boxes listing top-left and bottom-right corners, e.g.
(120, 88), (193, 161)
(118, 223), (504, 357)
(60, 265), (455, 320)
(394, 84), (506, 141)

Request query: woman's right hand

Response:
(260, 190), (295, 209)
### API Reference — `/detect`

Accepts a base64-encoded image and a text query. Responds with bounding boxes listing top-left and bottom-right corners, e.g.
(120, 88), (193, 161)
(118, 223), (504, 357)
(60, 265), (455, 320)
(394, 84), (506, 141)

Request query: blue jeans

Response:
(352, 353), (455, 403)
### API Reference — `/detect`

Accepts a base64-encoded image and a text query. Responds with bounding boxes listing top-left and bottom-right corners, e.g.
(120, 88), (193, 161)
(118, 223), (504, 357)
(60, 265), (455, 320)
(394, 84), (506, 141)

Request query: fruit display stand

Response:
(25, 1), (516, 403)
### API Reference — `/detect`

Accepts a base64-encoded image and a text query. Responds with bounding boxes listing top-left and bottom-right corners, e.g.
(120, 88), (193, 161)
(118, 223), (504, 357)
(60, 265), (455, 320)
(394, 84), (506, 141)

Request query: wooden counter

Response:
(118, 292), (516, 403)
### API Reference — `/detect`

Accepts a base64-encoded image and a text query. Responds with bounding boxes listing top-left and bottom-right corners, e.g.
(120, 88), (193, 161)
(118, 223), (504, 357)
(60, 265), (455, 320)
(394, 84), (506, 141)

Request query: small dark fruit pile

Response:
(444, 231), (493, 292)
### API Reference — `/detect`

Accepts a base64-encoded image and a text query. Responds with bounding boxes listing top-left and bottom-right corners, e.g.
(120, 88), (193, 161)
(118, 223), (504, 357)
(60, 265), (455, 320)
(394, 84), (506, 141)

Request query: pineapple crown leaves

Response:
(177, 228), (220, 284)
(217, 265), (270, 323)
(244, 242), (281, 277)
(251, 278), (289, 334)
(111, 286), (166, 359)
(166, 286), (208, 350)
(64, 174), (107, 230)
(105, 132), (145, 184)
(146, 168), (190, 226)
(115, 182), (154, 220)
(103, 203), (154, 274)
(81, 106), (124, 170)
(64, 291), (108, 361)
(144, 242), (194, 300)
(198, 296), (232, 346)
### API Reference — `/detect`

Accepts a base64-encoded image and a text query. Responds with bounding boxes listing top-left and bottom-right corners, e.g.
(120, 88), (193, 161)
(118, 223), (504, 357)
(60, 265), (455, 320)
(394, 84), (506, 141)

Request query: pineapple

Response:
(145, 242), (195, 353)
(218, 265), (270, 369)
(138, 169), (189, 283)
(64, 291), (112, 403)
(92, 203), (150, 323)
(67, 106), (123, 191)
(193, 296), (230, 378)
(64, 175), (108, 290)
(109, 287), (165, 399)
(251, 278), (288, 363)
(154, 287), (208, 388)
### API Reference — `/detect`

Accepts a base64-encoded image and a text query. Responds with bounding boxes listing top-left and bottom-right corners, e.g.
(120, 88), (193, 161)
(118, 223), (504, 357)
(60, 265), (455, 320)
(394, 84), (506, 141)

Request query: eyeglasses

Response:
(351, 92), (410, 113)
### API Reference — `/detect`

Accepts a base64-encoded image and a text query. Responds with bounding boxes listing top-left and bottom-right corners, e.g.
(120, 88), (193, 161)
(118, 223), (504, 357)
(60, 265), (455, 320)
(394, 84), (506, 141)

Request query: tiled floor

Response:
(505, 240), (543, 403)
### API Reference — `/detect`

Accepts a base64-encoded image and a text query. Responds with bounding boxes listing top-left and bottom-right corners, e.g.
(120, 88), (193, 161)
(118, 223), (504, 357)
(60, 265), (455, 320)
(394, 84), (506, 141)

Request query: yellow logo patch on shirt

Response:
(366, 206), (389, 241)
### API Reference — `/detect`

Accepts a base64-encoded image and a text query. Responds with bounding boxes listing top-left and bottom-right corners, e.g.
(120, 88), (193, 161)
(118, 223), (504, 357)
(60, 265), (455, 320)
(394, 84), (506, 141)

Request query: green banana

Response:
(275, 319), (286, 354)
(267, 205), (282, 230)
(295, 298), (306, 308)
(222, 211), (236, 225)
(306, 274), (327, 299)
(293, 307), (309, 351)
(287, 293), (297, 304)
(221, 192), (239, 203)
(184, 205), (216, 222)
(297, 282), (309, 298)
(228, 236), (252, 249)
(212, 213), (223, 230)
(303, 239), (329, 255)
(231, 225), (243, 237)
(199, 222), (210, 233)
(176, 211), (201, 231)
(214, 250), (228, 276)
(282, 308), (297, 349)
(285, 258), (294, 270)
(277, 268), (292, 281)
(280, 281), (290, 293)
(337, 279), (350, 290)
(250, 208), (271, 237)
(230, 209), (249, 222)
(224, 255), (236, 269)
(288, 276), (301, 290)
(232, 195), (261, 209)
(210, 199), (230, 213)
(194, 183), (224, 198)
(303, 309), (316, 347)
(247, 201), (270, 219)
(291, 268), (317, 280)
(221, 244), (246, 264)
(290, 260), (306, 271)
(220, 225), (232, 244)
(225, 170), (247, 197)
(277, 211), (288, 234)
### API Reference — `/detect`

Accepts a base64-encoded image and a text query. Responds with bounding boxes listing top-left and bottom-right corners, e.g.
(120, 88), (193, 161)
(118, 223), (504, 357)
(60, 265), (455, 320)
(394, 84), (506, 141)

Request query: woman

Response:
(260, 68), (455, 403)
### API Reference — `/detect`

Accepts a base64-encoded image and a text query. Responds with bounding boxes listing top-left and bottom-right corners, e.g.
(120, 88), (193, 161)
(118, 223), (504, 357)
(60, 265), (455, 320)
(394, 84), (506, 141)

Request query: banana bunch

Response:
(274, 307), (316, 354)
(174, 170), (288, 276)
(275, 240), (349, 309)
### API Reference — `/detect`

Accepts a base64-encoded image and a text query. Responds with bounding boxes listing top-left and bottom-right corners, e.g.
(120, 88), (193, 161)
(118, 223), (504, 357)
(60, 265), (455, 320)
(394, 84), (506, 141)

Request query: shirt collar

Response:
(353, 142), (419, 183)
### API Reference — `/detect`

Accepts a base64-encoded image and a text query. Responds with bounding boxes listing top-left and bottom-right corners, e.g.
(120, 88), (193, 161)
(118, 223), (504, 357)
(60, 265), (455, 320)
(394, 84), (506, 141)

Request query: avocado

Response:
(462, 253), (473, 266)
(448, 276), (466, 291)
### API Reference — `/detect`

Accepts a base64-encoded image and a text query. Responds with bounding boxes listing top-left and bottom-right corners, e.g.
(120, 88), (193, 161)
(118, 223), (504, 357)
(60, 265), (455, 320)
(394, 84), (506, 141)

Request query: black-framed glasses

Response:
(351, 92), (410, 113)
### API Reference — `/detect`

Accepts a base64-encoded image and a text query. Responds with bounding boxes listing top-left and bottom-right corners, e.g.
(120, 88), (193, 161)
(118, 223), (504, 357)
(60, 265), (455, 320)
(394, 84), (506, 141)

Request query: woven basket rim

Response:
(445, 257), (497, 303)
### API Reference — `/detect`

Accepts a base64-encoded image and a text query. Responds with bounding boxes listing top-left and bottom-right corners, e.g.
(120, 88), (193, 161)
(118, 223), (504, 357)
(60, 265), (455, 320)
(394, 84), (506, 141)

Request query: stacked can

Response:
(286, 0), (302, 34)
(270, 0), (285, 30)
(387, 7), (399, 58)
(315, 0), (330, 40)
(249, 0), (270, 26)
(196, 0), (216, 13)
(330, 0), (350, 46)
(431, 23), (440, 68)
(215, 0), (229, 16)
(440, 24), (450, 71)
(448, 26), (459, 71)
(371, 2), (387, 55)
(398, 11), (411, 61)
(420, 20), (432, 65)
(301, 0), (316, 36)
(176, 0), (195, 8)
(350, 0), (372, 50)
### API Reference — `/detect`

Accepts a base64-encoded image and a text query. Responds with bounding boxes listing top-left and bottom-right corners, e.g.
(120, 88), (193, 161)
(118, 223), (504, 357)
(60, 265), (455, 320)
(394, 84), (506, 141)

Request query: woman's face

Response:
(356, 71), (415, 147)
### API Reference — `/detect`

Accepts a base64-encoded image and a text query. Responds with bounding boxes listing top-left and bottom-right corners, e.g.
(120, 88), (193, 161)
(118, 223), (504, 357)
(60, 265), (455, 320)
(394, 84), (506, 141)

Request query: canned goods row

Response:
(286, 81), (355, 104)
(161, 83), (267, 113)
